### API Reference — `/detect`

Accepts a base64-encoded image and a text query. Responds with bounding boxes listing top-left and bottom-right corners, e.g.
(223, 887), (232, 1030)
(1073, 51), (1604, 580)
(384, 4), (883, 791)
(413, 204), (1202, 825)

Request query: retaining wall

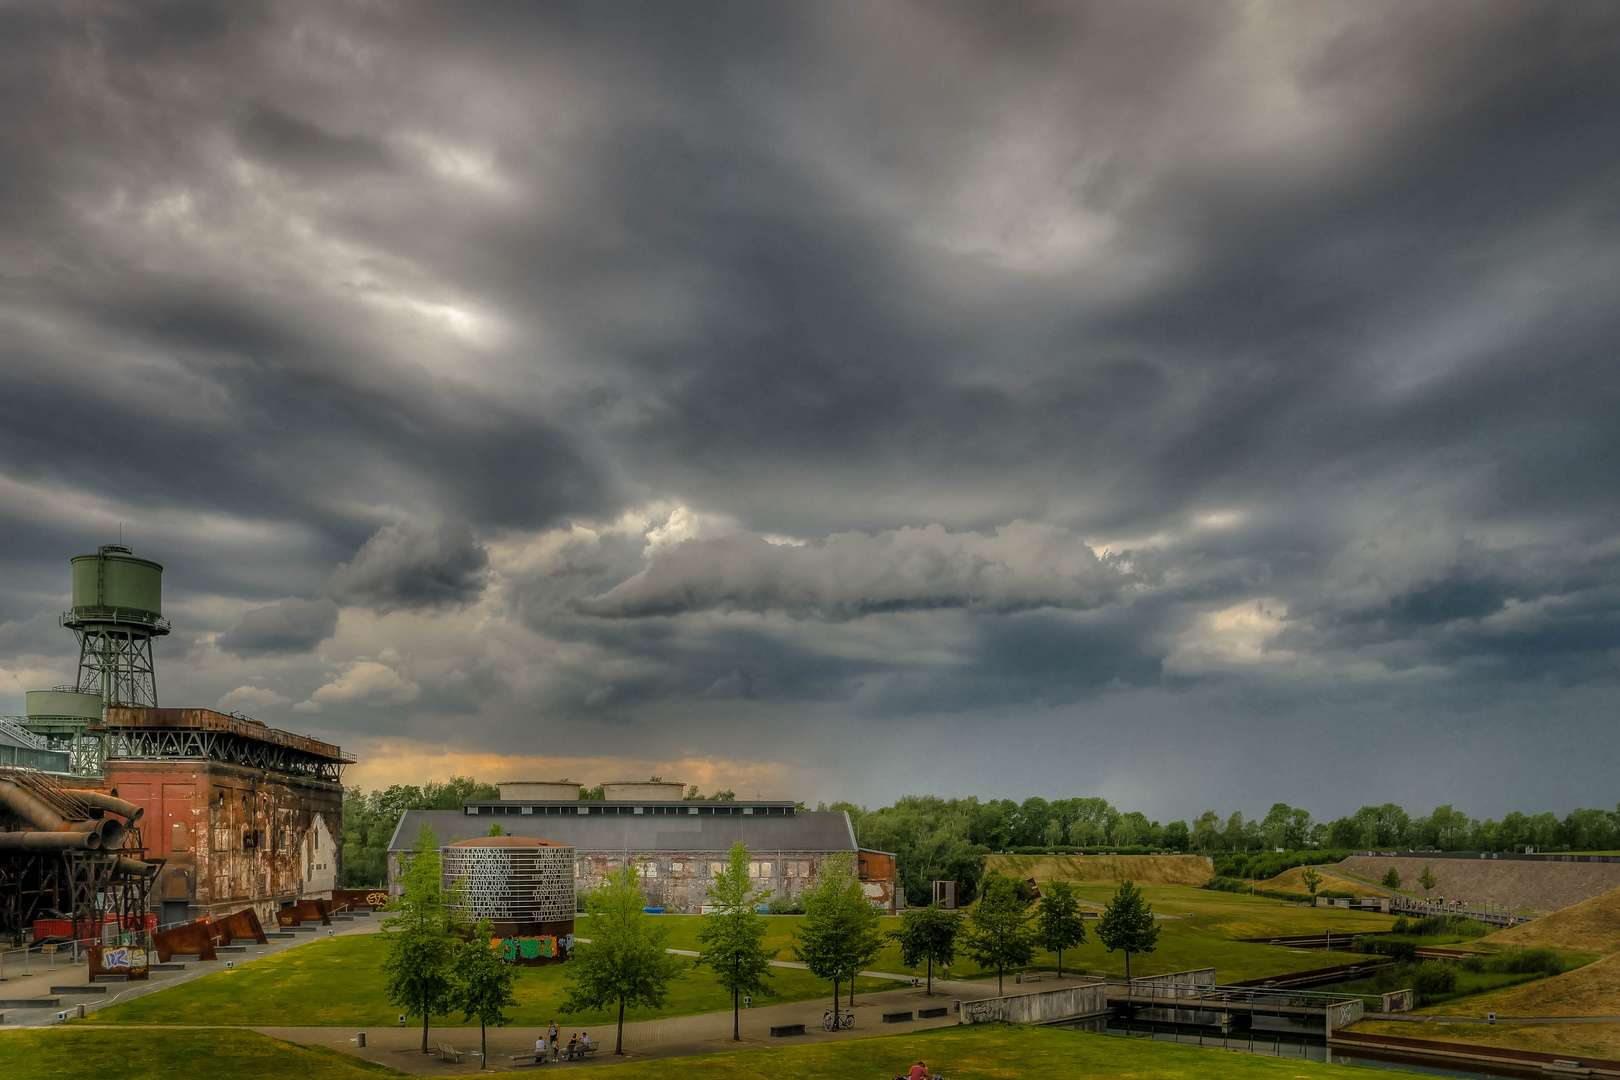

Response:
(959, 981), (1108, 1025)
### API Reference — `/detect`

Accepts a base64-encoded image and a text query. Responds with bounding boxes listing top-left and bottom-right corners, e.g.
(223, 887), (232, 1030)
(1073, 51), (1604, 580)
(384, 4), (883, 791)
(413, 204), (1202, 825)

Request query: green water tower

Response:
(60, 544), (171, 708)
(23, 687), (108, 774)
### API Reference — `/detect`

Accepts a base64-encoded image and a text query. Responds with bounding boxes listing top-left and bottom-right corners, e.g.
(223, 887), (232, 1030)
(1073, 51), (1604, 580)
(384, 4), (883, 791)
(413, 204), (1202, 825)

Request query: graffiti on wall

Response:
(491, 934), (574, 962)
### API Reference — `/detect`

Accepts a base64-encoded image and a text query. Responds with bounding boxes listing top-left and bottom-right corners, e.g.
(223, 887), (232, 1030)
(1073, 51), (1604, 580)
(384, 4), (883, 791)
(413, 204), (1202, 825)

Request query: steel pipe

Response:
(63, 790), (144, 824)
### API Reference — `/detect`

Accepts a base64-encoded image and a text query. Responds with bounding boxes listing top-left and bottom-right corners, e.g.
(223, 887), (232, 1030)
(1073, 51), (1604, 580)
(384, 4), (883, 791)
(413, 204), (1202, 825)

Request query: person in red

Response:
(908, 1062), (929, 1080)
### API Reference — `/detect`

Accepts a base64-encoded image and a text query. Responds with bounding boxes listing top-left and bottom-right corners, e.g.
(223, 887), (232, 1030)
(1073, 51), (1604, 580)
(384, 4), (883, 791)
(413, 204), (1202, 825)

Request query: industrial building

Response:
(0, 545), (351, 941)
(388, 780), (900, 914)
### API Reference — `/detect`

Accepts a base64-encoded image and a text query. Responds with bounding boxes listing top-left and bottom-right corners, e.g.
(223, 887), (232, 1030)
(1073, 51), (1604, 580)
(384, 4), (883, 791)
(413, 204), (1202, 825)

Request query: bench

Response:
(435, 1042), (462, 1063)
(507, 1053), (547, 1067)
(882, 1011), (914, 1024)
(918, 1007), (949, 1019)
(562, 1044), (599, 1060)
(770, 1024), (806, 1037)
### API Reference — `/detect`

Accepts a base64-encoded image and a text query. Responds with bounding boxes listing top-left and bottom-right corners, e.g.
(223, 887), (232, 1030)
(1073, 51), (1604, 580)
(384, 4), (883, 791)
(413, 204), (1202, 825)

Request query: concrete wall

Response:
(1338, 855), (1620, 913)
(960, 981), (1109, 1025)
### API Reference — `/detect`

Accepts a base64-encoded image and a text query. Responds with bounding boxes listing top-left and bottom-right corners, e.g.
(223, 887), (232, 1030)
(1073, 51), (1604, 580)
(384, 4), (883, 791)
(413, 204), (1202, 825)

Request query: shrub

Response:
(1355, 935), (1416, 960)
(1485, 948), (1564, 976)
(1392, 915), (1410, 934)
(767, 895), (805, 915)
(1210, 850), (1353, 880)
(1413, 962), (1458, 1002)
(1204, 876), (1248, 893)
(1382, 868), (1403, 890)
(1407, 914), (1491, 941)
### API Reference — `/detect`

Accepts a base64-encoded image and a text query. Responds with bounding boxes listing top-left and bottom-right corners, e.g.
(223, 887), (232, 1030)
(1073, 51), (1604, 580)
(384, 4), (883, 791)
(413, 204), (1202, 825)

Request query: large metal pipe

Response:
(0, 779), (71, 832)
(112, 856), (159, 878)
(0, 830), (99, 850)
(96, 818), (127, 851)
(64, 790), (144, 824)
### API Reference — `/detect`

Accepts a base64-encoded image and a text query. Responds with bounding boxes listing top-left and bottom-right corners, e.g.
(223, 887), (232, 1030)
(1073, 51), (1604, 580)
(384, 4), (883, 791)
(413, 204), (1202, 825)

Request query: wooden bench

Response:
(562, 1044), (599, 1060)
(435, 1042), (462, 1063)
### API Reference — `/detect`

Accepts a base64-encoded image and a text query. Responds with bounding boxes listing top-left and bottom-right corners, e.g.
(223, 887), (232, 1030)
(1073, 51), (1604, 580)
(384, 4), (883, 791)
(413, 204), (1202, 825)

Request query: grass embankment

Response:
(0, 1028), (406, 1080)
(575, 1023), (1423, 1079)
(4, 1024), (1433, 1080)
(1251, 866), (1385, 898)
(986, 853), (1213, 886)
(87, 933), (892, 1027)
(1352, 1020), (1620, 1063)
(1480, 886), (1620, 955)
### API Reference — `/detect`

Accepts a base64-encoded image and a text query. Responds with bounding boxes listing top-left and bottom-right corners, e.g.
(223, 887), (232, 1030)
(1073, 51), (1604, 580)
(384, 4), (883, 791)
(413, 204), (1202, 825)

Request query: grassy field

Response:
(644, 887), (1389, 983)
(0, 1028), (407, 1080)
(86, 933), (892, 1027)
(986, 853), (1214, 886)
(1351, 1019), (1620, 1063)
(1480, 886), (1620, 955)
(574, 1022), (1424, 1079)
(1252, 866), (1385, 898)
(13, 1022), (1426, 1080)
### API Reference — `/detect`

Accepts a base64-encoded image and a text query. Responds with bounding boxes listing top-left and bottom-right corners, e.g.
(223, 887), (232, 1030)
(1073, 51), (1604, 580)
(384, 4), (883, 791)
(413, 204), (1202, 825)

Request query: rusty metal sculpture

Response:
(275, 897), (331, 927)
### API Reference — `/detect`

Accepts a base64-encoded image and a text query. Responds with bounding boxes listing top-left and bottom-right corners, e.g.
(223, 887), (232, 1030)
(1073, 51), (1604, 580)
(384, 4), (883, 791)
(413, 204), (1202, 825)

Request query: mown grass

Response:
(86, 933), (891, 1027)
(594, 1022), (1425, 1079)
(635, 887), (1389, 983)
(1351, 1019), (1620, 1063)
(0, 1028), (408, 1080)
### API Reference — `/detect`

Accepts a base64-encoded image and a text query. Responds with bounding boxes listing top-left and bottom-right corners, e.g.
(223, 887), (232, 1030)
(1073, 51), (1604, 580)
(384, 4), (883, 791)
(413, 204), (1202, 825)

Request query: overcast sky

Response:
(2, 2), (1618, 821)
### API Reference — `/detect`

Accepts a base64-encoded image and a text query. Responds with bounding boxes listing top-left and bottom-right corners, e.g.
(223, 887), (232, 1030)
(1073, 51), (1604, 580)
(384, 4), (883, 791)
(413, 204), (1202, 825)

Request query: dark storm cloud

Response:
(331, 521), (489, 612)
(219, 596), (340, 656)
(1, 0), (1618, 810)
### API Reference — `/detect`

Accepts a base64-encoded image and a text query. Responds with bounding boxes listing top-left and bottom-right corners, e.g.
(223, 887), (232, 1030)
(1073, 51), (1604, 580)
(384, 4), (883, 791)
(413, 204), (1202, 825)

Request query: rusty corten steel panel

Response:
(103, 707), (351, 762)
(276, 898), (331, 927)
(152, 919), (217, 963)
(105, 757), (342, 925)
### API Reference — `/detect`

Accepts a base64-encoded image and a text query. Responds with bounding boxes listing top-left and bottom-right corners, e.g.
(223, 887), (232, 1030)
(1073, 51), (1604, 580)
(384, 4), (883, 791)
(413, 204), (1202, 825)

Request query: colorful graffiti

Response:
(103, 946), (148, 970)
(491, 934), (574, 962)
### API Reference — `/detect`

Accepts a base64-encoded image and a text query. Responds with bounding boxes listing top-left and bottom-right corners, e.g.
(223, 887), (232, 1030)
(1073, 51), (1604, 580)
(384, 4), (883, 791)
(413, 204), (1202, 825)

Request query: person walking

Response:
(548, 1020), (560, 1061)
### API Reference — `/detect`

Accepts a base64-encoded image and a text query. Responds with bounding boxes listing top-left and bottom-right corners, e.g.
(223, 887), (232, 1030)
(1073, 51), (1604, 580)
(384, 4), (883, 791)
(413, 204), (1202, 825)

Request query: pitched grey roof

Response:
(388, 809), (858, 855)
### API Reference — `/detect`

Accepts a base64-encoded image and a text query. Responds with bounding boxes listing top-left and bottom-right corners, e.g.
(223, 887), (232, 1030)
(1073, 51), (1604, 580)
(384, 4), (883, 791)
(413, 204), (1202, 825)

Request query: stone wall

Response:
(1338, 855), (1620, 913)
(960, 981), (1109, 1025)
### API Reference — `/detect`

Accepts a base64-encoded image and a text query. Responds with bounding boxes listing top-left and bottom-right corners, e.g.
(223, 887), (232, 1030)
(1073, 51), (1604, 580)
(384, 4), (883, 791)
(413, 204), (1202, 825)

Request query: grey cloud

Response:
(574, 525), (1136, 620)
(218, 596), (339, 656)
(332, 521), (489, 612)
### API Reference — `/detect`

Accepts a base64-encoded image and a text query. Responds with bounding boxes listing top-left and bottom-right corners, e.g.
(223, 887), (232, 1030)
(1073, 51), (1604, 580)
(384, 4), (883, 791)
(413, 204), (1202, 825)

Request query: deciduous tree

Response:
(1097, 879), (1159, 981)
(892, 903), (960, 996)
(1419, 865), (1437, 897)
(1035, 880), (1087, 979)
(1301, 866), (1323, 897)
(696, 842), (776, 1040)
(961, 872), (1036, 994)
(382, 824), (462, 1053)
(561, 863), (686, 1054)
(449, 916), (517, 1064)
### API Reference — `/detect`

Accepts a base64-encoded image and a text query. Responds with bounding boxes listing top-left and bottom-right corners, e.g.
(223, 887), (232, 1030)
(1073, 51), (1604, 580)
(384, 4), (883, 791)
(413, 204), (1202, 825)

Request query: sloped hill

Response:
(1444, 951), (1620, 1018)
(1480, 886), (1620, 955)
(987, 853), (1214, 887)
(1337, 856), (1620, 913)
(1253, 866), (1385, 898)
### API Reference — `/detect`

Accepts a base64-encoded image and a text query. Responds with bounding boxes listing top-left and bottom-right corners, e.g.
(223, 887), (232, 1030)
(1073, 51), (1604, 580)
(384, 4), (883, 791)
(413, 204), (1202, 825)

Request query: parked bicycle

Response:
(823, 1010), (856, 1030)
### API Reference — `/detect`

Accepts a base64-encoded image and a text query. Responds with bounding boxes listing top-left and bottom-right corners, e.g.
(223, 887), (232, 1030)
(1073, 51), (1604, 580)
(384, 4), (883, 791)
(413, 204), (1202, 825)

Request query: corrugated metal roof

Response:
(389, 809), (859, 854)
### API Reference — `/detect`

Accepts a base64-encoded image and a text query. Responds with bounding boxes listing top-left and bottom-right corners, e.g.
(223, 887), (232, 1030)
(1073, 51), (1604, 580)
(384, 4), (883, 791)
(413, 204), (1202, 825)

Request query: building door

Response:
(161, 900), (189, 927)
(163, 783), (191, 854)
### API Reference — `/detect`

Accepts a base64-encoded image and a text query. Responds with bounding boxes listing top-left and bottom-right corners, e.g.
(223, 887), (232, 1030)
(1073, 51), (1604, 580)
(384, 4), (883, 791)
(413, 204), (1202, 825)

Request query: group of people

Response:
(535, 1021), (592, 1062)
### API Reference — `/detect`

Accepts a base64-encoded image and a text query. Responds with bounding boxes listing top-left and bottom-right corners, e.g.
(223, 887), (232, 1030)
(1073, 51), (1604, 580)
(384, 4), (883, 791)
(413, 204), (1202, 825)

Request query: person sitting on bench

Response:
(566, 1034), (579, 1058)
(580, 1032), (591, 1051)
(533, 1034), (545, 1064)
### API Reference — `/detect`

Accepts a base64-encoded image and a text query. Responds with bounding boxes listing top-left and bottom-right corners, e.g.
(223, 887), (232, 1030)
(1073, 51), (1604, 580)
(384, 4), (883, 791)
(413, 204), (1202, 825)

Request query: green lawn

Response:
(86, 934), (890, 1027)
(0, 1028), (407, 1080)
(7, 1022), (1428, 1080)
(570, 1022), (1425, 1079)
(614, 887), (1391, 984)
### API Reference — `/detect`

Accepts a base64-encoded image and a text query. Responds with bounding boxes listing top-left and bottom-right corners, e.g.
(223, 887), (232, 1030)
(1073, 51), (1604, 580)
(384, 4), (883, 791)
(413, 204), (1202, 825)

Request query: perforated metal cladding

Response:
(442, 844), (575, 923)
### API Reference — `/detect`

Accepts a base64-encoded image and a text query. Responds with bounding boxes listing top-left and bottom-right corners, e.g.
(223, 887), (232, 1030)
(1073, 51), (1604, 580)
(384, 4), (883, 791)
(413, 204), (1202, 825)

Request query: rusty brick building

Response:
(388, 792), (900, 914)
(98, 707), (350, 927)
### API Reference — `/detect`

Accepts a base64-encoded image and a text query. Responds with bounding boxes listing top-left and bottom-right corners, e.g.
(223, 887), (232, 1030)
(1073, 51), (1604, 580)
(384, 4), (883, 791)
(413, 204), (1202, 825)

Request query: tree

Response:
(561, 862), (686, 1054)
(487, 822), (504, 837)
(1043, 818), (1065, 848)
(1162, 821), (1190, 852)
(891, 903), (960, 996)
(792, 852), (884, 1028)
(1192, 811), (1223, 852)
(1419, 865), (1437, 898)
(381, 824), (462, 1053)
(1035, 881), (1087, 979)
(1382, 868), (1403, 891)
(1301, 866), (1323, 897)
(1097, 879), (1159, 981)
(696, 842), (776, 1040)
(449, 917), (518, 1065)
(961, 872), (1036, 994)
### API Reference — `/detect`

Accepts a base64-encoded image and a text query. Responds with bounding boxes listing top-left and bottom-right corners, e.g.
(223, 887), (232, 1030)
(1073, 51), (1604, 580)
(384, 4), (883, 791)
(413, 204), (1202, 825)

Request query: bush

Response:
(1392, 915), (1410, 935)
(1355, 935), (1416, 960)
(1382, 868), (1403, 890)
(1204, 876), (1248, 893)
(1407, 914), (1491, 941)
(767, 895), (805, 915)
(1413, 962), (1458, 1002)
(1211, 850), (1353, 880)
(1479, 949), (1564, 976)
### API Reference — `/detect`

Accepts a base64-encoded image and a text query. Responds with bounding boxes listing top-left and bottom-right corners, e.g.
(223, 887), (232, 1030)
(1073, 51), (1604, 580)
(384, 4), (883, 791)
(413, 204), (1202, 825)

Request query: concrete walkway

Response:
(249, 974), (1088, 1074)
(0, 912), (383, 1027)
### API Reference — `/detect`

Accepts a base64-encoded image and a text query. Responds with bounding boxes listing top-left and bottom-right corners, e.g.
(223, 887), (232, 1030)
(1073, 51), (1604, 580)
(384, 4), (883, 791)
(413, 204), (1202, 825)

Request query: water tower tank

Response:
(69, 545), (167, 631)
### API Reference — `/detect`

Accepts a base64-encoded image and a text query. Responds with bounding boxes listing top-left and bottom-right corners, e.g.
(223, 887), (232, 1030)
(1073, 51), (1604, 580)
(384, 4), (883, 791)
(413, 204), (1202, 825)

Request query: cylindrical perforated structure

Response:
(442, 837), (575, 927)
